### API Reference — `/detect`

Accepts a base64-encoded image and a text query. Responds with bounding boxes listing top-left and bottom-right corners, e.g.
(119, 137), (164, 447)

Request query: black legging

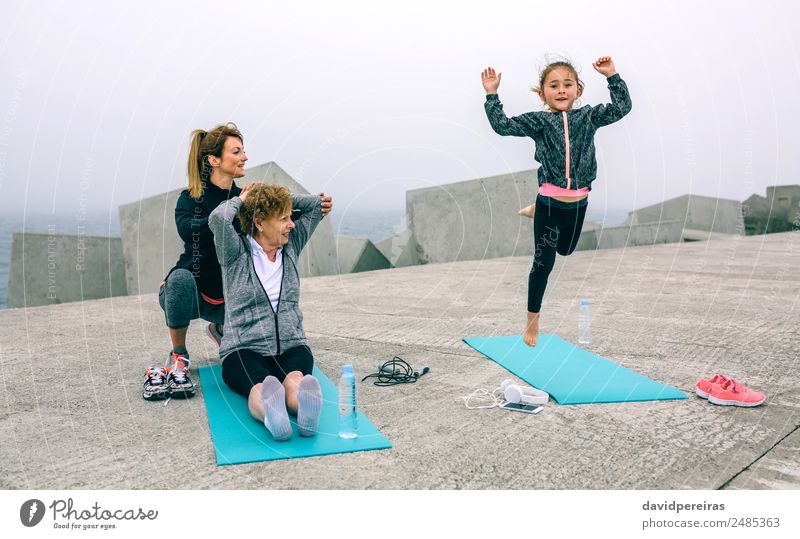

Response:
(528, 194), (588, 313)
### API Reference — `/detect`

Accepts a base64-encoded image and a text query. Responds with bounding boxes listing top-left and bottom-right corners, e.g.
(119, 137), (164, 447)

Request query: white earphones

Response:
(500, 379), (549, 405)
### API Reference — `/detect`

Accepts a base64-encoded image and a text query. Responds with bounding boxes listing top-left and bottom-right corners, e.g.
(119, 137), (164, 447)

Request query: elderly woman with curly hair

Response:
(208, 182), (328, 441)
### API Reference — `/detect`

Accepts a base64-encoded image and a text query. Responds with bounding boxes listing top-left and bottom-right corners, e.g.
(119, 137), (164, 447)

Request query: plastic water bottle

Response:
(338, 364), (358, 439)
(578, 299), (591, 344)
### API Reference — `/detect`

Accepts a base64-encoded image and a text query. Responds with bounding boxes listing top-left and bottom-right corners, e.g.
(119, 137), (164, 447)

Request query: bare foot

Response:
(517, 203), (536, 219)
(523, 312), (540, 346)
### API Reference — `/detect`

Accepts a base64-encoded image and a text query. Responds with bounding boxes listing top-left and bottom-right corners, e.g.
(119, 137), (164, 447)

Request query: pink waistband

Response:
(539, 182), (589, 197)
(200, 292), (225, 305)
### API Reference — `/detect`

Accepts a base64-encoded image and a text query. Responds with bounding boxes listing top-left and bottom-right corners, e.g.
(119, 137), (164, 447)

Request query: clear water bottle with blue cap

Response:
(578, 299), (591, 345)
(338, 364), (358, 439)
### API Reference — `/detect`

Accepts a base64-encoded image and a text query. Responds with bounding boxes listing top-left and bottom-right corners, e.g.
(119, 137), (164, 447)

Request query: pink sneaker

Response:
(695, 374), (730, 399)
(707, 379), (765, 407)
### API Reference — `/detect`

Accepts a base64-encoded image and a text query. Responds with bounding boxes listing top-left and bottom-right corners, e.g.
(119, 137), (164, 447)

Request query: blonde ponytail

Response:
(187, 129), (207, 199)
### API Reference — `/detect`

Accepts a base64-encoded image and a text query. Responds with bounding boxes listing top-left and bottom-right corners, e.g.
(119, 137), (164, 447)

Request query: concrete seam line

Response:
(717, 422), (800, 490)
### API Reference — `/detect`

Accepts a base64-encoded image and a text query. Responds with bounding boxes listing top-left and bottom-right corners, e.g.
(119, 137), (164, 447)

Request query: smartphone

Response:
(500, 401), (543, 414)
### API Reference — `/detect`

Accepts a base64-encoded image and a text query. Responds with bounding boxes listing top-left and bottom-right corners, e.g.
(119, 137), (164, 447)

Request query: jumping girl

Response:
(481, 56), (632, 346)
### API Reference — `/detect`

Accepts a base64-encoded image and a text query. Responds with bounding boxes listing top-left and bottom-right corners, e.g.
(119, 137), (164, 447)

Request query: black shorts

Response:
(221, 345), (314, 398)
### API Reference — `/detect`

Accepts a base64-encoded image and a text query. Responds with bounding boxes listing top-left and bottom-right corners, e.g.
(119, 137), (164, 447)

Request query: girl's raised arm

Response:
(482, 66), (542, 137)
(481, 67), (502, 94)
(590, 57), (632, 128)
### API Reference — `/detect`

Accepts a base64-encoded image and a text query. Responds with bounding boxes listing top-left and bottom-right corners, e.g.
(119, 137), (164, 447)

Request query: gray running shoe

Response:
(143, 365), (169, 401)
(166, 353), (196, 398)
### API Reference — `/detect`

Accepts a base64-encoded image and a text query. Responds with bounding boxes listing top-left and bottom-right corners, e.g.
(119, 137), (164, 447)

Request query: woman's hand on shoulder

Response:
(481, 66), (501, 94)
(592, 56), (617, 78)
(319, 192), (333, 217)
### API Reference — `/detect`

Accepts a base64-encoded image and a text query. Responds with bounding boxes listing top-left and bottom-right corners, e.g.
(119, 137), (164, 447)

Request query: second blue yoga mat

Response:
(463, 334), (686, 404)
(198, 364), (392, 466)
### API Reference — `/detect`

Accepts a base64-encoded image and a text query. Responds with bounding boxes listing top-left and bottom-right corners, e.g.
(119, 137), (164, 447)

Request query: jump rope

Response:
(361, 356), (430, 386)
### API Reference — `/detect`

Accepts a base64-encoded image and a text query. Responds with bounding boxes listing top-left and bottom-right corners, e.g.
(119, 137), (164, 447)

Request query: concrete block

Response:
(119, 161), (338, 295)
(766, 185), (800, 218)
(574, 220), (602, 251)
(375, 229), (421, 267)
(595, 220), (683, 249)
(406, 170), (538, 264)
(7, 233), (127, 308)
(118, 189), (183, 296)
(743, 187), (800, 235)
(742, 193), (770, 218)
(625, 194), (744, 235)
(335, 236), (391, 273)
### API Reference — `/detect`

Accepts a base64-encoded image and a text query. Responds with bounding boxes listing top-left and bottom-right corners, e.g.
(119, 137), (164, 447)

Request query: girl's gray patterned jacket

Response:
(208, 194), (322, 360)
(484, 73), (632, 191)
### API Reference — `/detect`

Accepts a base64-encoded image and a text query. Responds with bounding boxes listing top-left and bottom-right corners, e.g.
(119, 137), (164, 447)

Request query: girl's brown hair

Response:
(237, 183), (292, 236)
(186, 122), (243, 199)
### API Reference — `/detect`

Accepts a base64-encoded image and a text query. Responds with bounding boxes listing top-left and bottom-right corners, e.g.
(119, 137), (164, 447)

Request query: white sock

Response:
(296, 375), (323, 437)
(261, 376), (292, 441)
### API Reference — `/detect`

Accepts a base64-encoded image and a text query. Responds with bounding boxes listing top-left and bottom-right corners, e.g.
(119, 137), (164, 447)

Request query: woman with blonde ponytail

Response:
(142, 123), (248, 401)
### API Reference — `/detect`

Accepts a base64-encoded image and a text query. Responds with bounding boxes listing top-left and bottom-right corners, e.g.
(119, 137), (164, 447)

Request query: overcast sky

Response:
(1, 0), (798, 222)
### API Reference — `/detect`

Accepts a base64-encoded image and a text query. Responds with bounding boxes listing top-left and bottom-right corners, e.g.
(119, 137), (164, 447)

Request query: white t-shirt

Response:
(248, 236), (282, 312)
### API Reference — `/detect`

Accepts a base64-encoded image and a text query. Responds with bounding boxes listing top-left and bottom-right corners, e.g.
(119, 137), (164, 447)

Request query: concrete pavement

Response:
(1, 231), (798, 489)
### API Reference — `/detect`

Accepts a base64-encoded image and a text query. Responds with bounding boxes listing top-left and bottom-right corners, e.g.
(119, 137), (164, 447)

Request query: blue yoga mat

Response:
(463, 334), (686, 405)
(198, 364), (392, 465)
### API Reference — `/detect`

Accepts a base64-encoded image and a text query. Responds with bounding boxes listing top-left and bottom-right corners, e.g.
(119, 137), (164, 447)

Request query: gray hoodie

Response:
(208, 194), (323, 359)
